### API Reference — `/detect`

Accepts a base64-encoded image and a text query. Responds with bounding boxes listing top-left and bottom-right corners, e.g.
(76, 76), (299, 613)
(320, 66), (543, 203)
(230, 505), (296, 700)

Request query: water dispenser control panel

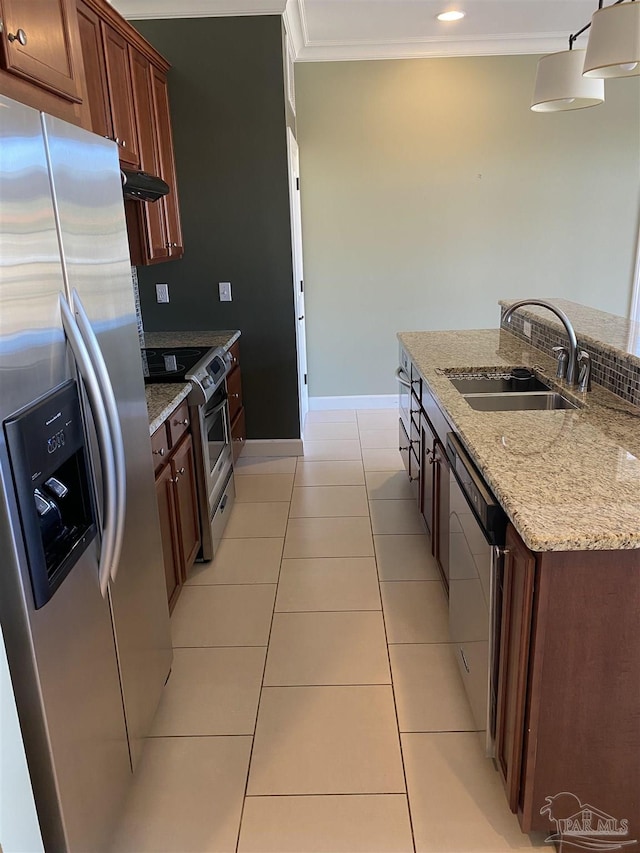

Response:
(4, 380), (98, 608)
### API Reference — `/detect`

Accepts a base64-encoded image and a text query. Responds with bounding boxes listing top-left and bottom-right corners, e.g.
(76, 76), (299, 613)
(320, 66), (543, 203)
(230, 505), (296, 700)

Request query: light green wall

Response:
(295, 55), (640, 397)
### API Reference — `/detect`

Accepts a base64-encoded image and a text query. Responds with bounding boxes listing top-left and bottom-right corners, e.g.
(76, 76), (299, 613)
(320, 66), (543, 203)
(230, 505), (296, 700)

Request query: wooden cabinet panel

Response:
(171, 434), (200, 574)
(231, 407), (246, 463)
(227, 341), (240, 372)
(150, 66), (182, 259)
(420, 414), (436, 538)
(155, 461), (181, 613)
(101, 22), (138, 166)
(129, 46), (167, 260)
(152, 398), (202, 611)
(495, 523), (535, 812)
(0, 0), (83, 101)
(227, 364), (243, 425)
(76, 0), (111, 138)
(434, 440), (450, 588)
(150, 423), (170, 474)
(168, 400), (190, 447)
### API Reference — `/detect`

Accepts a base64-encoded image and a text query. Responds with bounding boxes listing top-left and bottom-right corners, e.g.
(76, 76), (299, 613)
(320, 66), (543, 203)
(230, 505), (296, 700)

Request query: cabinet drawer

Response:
(168, 400), (190, 447)
(227, 366), (242, 425)
(227, 340), (240, 372)
(150, 423), (169, 473)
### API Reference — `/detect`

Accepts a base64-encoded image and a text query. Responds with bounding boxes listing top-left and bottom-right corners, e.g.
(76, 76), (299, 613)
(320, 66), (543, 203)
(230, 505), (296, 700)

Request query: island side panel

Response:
(521, 548), (640, 842)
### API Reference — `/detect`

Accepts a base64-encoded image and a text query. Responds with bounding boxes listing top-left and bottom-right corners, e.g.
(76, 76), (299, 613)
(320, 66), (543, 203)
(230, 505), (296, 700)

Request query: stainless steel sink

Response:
(449, 374), (550, 394)
(463, 392), (578, 412)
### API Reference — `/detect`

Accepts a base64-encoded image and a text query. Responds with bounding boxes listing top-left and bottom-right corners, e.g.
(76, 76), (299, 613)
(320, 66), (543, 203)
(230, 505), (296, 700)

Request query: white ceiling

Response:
(112, 0), (600, 62)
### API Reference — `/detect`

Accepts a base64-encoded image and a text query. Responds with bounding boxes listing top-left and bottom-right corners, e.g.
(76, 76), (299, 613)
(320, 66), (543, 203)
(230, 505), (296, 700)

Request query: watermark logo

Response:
(541, 792), (637, 851)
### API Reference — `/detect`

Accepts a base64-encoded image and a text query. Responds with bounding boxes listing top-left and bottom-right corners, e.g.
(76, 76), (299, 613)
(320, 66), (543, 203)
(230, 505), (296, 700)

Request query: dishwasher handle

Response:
(487, 544), (509, 757)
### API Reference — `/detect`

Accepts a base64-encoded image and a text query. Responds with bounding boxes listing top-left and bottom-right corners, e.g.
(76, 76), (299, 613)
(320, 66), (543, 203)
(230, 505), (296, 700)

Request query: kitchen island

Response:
(399, 323), (640, 848)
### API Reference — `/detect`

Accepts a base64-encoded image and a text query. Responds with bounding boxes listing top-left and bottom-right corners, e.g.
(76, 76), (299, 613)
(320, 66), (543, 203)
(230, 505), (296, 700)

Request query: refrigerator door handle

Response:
(71, 290), (127, 584)
(59, 294), (115, 597)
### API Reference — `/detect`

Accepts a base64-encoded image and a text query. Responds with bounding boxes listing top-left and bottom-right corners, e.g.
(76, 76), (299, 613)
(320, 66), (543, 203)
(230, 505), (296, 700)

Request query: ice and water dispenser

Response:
(4, 380), (98, 608)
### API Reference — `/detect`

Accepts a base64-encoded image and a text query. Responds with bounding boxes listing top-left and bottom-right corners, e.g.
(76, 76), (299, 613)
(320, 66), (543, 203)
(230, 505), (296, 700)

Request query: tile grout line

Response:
(362, 420), (418, 853)
(233, 454), (297, 853)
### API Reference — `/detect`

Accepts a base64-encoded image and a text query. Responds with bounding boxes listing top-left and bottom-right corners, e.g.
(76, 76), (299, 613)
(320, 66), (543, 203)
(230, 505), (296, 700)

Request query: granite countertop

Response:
(144, 329), (240, 352)
(142, 330), (241, 434)
(146, 383), (191, 435)
(399, 328), (640, 552)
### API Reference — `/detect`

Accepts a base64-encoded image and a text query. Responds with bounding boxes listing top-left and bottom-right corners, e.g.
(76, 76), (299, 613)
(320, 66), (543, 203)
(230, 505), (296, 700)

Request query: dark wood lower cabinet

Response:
(155, 461), (181, 613)
(171, 433), (200, 573)
(152, 423), (201, 613)
(496, 524), (640, 847)
(496, 524), (535, 812)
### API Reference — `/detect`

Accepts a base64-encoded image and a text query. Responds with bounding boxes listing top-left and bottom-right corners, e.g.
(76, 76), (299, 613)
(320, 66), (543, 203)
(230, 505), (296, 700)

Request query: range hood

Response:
(121, 169), (169, 203)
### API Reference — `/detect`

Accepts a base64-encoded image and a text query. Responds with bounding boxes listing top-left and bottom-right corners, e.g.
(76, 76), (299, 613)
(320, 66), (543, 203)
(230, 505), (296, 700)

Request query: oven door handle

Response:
(206, 398), (228, 419)
(395, 367), (411, 388)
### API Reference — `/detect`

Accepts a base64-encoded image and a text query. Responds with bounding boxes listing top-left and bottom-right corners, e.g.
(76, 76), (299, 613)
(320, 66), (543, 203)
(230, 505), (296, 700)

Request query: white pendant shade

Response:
(531, 49), (605, 112)
(583, 1), (640, 78)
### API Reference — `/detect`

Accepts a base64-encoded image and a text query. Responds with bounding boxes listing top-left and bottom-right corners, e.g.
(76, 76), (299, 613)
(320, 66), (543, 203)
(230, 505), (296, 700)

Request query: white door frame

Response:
(286, 127), (309, 433)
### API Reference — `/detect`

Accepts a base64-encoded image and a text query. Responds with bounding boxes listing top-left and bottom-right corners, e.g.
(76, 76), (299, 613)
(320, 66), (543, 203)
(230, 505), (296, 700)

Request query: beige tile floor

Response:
(111, 408), (546, 853)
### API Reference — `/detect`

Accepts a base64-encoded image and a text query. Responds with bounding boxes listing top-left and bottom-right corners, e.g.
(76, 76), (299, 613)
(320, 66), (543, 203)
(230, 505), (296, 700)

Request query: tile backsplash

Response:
(131, 266), (145, 348)
(500, 305), (640, 407)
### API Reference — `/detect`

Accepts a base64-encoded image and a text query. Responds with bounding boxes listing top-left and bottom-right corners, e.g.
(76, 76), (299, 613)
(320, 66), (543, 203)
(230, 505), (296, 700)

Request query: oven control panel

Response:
(187, 347), (232, 406)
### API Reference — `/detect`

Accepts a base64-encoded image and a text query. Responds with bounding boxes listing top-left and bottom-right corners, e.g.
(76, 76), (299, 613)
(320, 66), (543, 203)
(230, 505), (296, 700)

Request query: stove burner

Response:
(141, 345), (212, 384)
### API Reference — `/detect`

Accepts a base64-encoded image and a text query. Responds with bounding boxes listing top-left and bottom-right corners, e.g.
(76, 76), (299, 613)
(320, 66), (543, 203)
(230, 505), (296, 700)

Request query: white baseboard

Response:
(240, 438), (304, 457)
(309, 394), (399, 411)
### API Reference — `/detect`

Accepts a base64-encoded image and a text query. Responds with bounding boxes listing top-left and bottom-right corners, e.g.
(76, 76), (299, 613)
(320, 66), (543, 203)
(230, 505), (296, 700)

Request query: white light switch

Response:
(156, 283), (169, 303)
(219, 282), (232, 302)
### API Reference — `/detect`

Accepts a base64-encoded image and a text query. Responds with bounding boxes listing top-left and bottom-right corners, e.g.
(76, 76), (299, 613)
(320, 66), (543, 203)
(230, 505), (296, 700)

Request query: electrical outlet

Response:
(156, 283), (169, 304)
(219, 282), (232, 302)
(523, 320), (532, 339)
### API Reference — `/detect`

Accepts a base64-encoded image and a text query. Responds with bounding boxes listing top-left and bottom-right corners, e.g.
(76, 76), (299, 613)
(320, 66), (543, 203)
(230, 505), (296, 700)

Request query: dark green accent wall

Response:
(132, 15), (300, 440)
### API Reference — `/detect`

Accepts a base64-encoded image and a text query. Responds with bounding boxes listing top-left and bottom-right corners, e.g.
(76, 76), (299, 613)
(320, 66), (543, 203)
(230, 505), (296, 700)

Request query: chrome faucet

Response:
(502, 299), (580, 387)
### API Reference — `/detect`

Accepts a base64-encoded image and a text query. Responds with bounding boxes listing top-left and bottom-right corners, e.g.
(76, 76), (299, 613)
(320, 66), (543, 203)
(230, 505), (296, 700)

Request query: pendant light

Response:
(583, 0), (640, 78)
(531, 48), (605, 111)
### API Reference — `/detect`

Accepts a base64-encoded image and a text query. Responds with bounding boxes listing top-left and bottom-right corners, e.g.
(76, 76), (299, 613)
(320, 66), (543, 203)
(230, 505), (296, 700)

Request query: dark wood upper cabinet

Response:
(77, 0), (184, 265)
(0, 0), (83, 102)
(0, 0), (88, 125)
(150, 66), (183, 260)
(101, 22), (138, 166)
(77, 0), (138, 165)
(129, 47), (166, 259)
(76, 0), (111, 138)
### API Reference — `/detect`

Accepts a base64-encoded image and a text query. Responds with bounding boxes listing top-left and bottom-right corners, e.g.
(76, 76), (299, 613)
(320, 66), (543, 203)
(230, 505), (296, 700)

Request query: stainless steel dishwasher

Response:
(447, 433), (507, 758)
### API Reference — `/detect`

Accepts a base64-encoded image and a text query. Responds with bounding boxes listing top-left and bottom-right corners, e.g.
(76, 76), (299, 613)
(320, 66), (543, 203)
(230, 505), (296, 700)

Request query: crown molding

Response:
(293, 32), (571, 63)
(112, 0), (286, 20)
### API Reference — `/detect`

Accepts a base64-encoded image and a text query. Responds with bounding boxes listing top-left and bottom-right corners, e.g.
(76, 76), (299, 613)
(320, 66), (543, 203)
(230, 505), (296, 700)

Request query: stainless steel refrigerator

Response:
(0, 95), (173, 851)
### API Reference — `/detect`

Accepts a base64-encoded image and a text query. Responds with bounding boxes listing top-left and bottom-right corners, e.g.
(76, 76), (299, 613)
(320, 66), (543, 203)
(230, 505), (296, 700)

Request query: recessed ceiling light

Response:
(437, 10), (465, 22)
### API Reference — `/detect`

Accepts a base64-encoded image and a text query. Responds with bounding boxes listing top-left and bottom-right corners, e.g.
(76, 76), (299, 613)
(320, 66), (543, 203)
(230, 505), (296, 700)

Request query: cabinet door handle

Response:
(175, 418), (188, 426)
(178, 467), (185, 475)
(121, 139), (127, 148)
(7, 28), (27, 45)
(153, 447), (165, 456)
(230, 393), (240, 399)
